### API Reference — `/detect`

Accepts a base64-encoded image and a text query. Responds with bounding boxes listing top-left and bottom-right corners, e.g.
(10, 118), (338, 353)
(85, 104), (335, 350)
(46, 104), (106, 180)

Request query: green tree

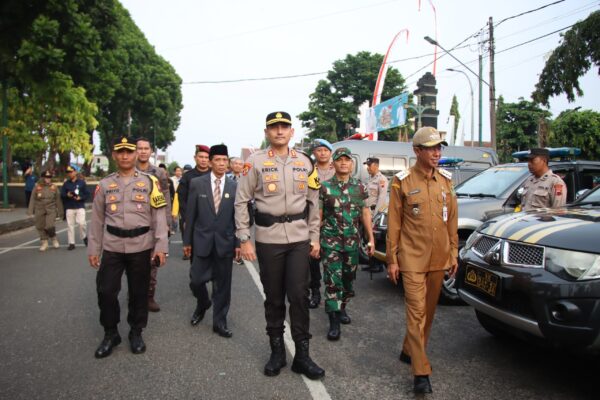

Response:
(449, 95), (460, 139)
(549, 109), (600, 160)
(496, 96), (552, 162)
(532, 11), (600, 106)
(299, 51), (407, 142)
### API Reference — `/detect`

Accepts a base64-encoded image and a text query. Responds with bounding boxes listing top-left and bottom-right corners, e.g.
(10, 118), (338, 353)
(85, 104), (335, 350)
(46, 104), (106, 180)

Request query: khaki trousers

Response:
(401, 270), (445, 376)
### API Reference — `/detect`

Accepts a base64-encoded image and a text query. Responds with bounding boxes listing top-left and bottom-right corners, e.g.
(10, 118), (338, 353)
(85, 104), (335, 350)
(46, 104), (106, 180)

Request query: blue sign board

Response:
(373, 92), (409, 132)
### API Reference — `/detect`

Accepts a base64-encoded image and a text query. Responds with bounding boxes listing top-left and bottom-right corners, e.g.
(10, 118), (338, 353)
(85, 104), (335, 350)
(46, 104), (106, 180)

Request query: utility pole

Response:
(478, 54), (483, 147)
(488, 17), (497, 151)
(2, 81), (8, 208)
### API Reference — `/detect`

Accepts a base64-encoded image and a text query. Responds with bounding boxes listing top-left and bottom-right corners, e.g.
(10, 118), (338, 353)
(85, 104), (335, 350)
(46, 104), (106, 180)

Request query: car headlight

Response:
(545, 248), (600, 281)
(464, 232), (482, 250)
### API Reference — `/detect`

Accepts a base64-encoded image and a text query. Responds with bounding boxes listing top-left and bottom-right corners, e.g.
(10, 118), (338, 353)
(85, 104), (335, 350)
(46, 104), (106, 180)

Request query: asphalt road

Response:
(0, 221), (597, 400)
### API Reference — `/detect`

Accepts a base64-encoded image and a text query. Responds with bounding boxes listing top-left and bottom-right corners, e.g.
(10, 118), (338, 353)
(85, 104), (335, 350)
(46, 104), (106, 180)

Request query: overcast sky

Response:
(119, 0), (600, 165)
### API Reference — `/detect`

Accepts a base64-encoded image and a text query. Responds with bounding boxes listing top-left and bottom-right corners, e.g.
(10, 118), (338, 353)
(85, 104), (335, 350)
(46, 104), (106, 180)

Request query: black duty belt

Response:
(254, 210), (307, 227)
(107, 225), (150, 238)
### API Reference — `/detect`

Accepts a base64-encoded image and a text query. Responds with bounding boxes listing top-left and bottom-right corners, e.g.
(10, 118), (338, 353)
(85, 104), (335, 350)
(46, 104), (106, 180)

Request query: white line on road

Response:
(243, 259), (332, 400)
(0, 227), (69, 255)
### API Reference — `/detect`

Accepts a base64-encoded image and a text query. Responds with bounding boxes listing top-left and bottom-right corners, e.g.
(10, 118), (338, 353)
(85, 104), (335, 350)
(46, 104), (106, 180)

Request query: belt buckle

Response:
(284, 215), (292, 223)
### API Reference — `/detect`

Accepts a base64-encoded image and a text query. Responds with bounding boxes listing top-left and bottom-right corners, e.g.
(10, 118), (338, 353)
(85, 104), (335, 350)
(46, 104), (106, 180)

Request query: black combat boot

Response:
(308, 288), (321, 309)
(291, 339), (325, 380)
(339, 306), (351, 324)
(263, 336), (287, 376)
(129, 331), (146, 354)
(327, 312), (341, 341)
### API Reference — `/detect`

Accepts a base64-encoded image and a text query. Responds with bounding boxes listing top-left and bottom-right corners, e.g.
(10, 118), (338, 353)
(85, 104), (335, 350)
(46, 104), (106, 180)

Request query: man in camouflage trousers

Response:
(320, 147), (374, 341)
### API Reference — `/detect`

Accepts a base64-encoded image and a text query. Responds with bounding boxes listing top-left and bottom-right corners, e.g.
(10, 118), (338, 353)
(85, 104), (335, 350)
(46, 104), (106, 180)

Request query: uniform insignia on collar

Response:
(268, 150), (274, 158)
(290, 149), (297, 158)
(395, 170), (410, 181)
(438, 168), (452, 180)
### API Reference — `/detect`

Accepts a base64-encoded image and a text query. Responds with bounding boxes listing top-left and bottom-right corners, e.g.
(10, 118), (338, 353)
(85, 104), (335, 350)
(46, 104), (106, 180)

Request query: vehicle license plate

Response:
(464, 265), (499, 297)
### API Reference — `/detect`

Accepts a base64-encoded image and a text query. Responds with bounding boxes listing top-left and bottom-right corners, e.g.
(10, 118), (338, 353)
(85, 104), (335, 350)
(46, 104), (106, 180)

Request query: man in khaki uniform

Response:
(235, 111), (325, 381)
(386, 126), (458, 394)
(364, 157), (389, 214)
(87, 136), (168, 359)
(519, 148), (567, 211)
(28, 170), (64, 251)
(136, 137), (172, 312)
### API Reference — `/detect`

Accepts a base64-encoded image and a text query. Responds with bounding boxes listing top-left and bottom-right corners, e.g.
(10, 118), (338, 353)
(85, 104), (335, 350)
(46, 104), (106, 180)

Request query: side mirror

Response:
(575, 189), (589, 200)
(516, 187), (525, 200)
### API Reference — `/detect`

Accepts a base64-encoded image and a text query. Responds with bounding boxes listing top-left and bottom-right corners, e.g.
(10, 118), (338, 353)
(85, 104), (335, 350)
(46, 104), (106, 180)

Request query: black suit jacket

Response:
(183, 174), (238, 258)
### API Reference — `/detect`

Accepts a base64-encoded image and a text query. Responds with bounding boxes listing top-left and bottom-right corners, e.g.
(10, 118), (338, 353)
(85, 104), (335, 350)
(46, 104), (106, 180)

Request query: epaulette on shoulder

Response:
(395, 170), (410, 181)
(438, 168), (452, 180)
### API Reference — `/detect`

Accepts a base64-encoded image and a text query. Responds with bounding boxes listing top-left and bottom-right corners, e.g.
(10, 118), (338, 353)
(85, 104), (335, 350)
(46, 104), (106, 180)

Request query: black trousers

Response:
(309, 256), (322, 290)
(96, 249), (152, 334)
(255, 240), (310, 342)
(189, 249), (233, 326)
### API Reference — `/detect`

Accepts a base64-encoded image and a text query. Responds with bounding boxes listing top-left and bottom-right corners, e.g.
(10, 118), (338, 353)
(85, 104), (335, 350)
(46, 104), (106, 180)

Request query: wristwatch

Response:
(237, 234), (251, 243)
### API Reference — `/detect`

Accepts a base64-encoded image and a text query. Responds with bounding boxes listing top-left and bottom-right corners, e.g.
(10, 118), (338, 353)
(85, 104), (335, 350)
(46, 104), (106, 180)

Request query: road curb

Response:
(0, 217), (35, 235)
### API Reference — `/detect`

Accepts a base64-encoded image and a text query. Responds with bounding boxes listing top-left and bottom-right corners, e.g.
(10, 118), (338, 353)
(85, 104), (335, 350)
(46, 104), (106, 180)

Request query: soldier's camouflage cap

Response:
(332, 147), (353, 161)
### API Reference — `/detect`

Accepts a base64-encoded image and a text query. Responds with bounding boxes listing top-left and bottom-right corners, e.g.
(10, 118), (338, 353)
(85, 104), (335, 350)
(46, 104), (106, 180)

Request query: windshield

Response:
(455, 165), (529, 197)
(576, 186), (600, 204)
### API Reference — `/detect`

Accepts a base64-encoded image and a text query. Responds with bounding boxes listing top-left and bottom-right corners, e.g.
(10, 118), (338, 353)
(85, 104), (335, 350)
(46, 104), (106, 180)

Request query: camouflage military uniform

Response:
(320, 175), (368, 313)
(520, 170), (567, 211)
(28, 180), (63, 241)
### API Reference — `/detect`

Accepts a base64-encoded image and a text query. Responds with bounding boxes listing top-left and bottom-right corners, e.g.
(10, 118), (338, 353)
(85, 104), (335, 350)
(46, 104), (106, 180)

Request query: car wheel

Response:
(475, 310), (510, 339)
(438, 272), (466, 305)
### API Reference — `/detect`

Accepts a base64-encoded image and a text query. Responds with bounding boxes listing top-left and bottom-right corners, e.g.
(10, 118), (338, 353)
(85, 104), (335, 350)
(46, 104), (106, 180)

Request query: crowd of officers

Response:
(26, 109), (565, 395)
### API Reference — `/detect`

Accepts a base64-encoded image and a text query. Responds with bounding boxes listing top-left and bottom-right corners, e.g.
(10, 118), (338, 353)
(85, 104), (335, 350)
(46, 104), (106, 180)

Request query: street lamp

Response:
(424, 36), (489, 87)
(404, 100), (433, 129)
(447, 68), (475, 147)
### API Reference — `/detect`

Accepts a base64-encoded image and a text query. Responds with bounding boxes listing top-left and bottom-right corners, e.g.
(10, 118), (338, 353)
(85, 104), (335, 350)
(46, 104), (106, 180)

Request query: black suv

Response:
(371, 151), (600, 304)
(456, 186), (600, 351)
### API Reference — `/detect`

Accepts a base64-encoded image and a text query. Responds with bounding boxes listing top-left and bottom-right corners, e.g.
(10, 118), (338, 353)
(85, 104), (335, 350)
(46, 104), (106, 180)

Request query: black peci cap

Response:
(113, 136), (137, 152)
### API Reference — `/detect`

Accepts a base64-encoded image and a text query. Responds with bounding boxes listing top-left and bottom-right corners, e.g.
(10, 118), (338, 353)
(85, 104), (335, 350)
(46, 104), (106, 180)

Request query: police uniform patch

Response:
(298, 183), (306, 190)
(294, 161), (305, 167)
(265, 175), (271, 181)
(110, 204), (117, 212)
(380, 179), (386, 188)
(148, 175), (166, 208)
(135, 194), (145, 201)
(554, 184), (563, 196)
(307, 169), (321, 190)
(263, 161), (275, 167)
(109, 183), (118, 189)
(136, 182), (146, 188)
(94, 185), (100, 196)
(242, 162), (252, 176)
(268, 150), (274, 158)
(108, 195), (117, 202)
(267, 183), (277, 192)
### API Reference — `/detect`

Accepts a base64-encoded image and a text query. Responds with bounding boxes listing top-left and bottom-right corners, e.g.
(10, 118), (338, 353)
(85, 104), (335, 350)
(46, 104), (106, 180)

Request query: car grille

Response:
(505, 242), (544, 267)
(473, 236), (500, 257)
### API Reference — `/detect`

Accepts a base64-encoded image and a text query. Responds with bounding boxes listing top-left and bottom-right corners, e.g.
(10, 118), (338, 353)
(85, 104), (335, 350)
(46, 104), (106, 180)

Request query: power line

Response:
(182, 19), (578, 85)
(495, 0), (566, 27)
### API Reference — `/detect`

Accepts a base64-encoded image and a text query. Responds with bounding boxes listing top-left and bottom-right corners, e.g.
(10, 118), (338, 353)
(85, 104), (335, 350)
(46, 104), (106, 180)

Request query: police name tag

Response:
(443, 206), (448, 222)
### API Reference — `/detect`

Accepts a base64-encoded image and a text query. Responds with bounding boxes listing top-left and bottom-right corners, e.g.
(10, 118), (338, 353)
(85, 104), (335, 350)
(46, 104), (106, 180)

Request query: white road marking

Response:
(0, 227), (69, 255)
(243, 259), (332, 400)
